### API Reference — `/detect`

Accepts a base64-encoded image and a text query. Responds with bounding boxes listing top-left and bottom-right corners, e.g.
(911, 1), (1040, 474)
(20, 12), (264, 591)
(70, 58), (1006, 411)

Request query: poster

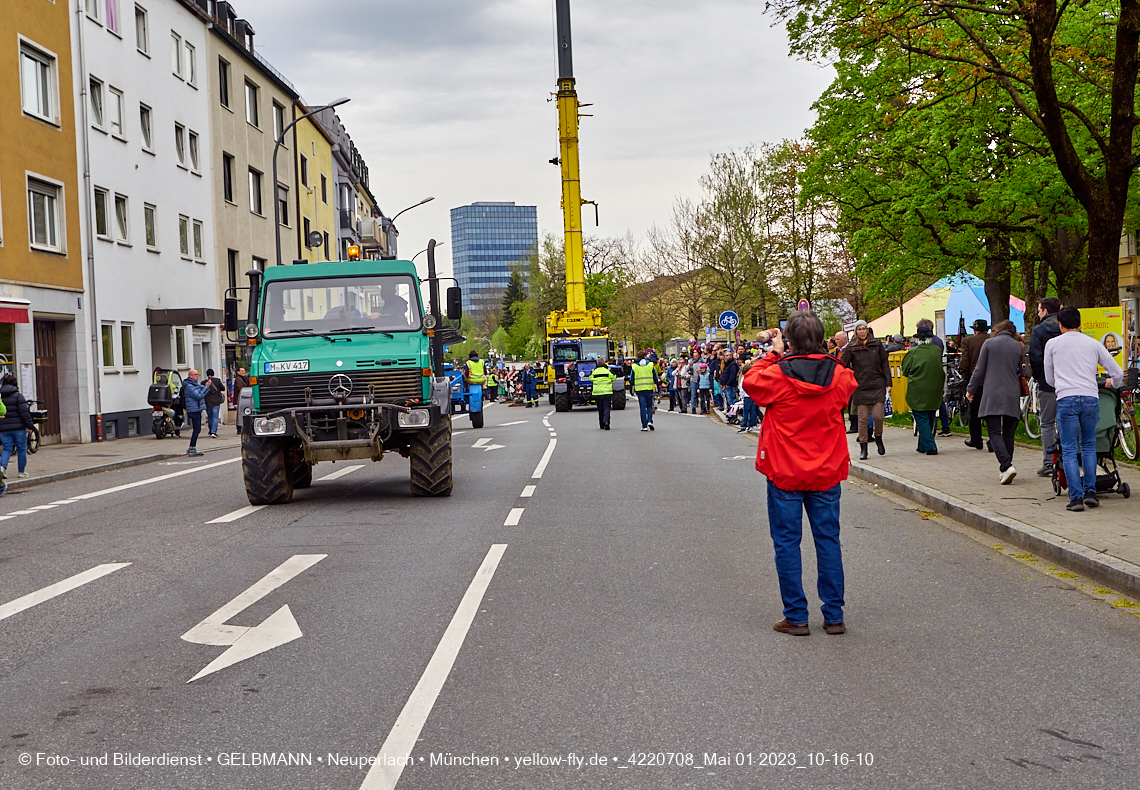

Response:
(1078, 306), (1128, 368)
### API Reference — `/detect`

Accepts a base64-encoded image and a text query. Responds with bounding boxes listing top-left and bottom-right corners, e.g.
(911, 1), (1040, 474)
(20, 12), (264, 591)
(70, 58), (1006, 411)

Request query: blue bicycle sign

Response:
(718, 311), (739, 331)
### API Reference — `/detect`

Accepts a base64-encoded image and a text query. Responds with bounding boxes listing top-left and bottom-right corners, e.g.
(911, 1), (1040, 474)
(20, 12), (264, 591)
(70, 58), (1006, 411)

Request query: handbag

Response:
(884, 392), (894, 418)
(1019, 375), (1030, 397)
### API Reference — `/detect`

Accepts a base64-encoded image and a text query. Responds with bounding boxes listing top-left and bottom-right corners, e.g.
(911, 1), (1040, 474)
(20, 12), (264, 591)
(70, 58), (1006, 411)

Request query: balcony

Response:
(339, 209), (355, 231)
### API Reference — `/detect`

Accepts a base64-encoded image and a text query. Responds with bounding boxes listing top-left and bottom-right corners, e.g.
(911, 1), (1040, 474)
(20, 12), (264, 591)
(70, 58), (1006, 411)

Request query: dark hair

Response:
(1039, 297), (1061, 314)
(206, 368), (215, 377)
(2, 373), (16, 387)
(991, 319), (1020, 342)
(784, 311), (826, 354)
(1058, 306), (1081, 330)
(916, 318), (935, 333)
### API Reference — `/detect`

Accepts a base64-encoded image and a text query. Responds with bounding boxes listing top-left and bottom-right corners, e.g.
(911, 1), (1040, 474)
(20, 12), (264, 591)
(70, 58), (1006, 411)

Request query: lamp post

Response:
(272, 97), (350, 267)
(384, 197), (434, 257)
(411, 242), (444, 262)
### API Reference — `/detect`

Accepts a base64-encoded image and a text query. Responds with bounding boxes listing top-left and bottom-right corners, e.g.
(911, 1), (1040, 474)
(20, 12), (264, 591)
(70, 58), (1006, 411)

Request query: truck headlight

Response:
(253, 416), (287, 436)
(397, 409), (431, 429)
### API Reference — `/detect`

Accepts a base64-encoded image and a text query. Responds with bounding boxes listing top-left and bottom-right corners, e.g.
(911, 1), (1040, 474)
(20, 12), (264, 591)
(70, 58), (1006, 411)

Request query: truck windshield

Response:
(262, 274), (421, 336)
(580, 338), (608, 360)
(552, 344), (579, 362)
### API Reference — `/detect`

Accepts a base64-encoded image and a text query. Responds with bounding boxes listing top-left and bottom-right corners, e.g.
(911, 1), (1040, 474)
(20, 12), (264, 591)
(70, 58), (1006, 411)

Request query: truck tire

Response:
(241, 432), (294, 505)
(290, 460), (313, 489)
(410, 413), (453, 497)
(470, 410), (484, 428)
(554, 391), (571, 412)
(612, 391), (626, 410)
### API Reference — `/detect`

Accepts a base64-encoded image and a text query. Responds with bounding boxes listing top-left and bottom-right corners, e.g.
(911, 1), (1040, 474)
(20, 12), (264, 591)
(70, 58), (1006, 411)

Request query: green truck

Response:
(226, 242), (461, 505)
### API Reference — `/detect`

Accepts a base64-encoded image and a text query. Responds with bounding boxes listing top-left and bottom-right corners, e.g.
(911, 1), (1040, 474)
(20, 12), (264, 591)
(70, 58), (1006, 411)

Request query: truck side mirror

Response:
(224, 297), (239, 332)
(446, 286), (462, 320)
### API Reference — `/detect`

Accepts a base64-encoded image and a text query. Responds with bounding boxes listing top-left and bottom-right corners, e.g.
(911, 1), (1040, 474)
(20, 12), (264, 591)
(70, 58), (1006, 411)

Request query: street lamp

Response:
(412, 242), (444, 262)
(390, 196), (435, 226)
(272, 97), (350, 267)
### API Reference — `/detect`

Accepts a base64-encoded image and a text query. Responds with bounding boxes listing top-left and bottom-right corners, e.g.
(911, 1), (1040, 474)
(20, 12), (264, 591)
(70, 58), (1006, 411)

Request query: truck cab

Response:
(547, 336), (625, 411)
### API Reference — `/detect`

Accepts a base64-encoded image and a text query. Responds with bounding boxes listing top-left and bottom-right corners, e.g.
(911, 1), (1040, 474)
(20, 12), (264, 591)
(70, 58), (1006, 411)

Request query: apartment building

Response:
(292, 110), (336, 264)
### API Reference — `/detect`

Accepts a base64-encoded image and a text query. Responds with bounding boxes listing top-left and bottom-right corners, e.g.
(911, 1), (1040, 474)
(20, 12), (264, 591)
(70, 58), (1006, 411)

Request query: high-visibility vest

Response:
(590, 365), (616, 396)
(466, 359), (486, 384)
(632, 361), (655, 391)
(487, 371), (497, 387)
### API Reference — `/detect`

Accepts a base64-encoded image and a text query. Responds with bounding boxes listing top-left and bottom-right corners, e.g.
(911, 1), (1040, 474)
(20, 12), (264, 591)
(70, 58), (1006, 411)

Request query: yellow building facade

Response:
(292, 111), (336, 264)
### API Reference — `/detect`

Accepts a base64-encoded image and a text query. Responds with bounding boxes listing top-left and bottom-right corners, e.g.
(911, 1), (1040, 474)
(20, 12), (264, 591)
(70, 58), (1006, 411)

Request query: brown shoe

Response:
(823, 622), (846, 635)
(773, 619), (810, 636)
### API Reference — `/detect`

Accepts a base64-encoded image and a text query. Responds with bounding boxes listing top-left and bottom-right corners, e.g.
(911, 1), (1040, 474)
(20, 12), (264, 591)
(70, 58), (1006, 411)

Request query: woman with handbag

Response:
(966, 320), (1026, 484)
(840, 320), (891, 459)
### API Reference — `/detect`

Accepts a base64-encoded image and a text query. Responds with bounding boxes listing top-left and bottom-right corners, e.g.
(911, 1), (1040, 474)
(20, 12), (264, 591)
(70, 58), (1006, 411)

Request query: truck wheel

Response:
(554, 391), (571, 412)
(611, 391), (626, 410)
(471, 409), (484, 428)
(411, 413), (453, 497)
(241, 432), (294, 505)
(290, 460), (313, 489)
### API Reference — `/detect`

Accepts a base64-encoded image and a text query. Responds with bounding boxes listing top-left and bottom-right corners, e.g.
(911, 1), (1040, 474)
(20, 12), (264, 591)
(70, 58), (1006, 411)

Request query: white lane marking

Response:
(471, 438), (504, 452)
(504, 508), (524, 526)
(545, 410), (555, 417)
(360, 544), (506, 790)
(74, 457), (241, 501)
(452, 430), (469, 436)
(496, 420), (528, 427)
(182, 554), (327, 682)
(29, 505), (58, 511)
(0, 563), (131, 621)
(50, 500), (78, 505)
(548, 432), (557, 437)
(520, 485), (536, 498)
(319, 464), (365, 481)
(0, 516), (14, 522)
(531, 439), (557, 479)
(6, 510), (37, 516)
(206, 504), (267, 524)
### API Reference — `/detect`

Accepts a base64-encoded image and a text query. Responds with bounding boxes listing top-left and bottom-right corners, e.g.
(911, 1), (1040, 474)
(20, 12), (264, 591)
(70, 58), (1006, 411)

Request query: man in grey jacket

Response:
(1045, 307), (1124, 511)
(1028, 297), (1062, 476)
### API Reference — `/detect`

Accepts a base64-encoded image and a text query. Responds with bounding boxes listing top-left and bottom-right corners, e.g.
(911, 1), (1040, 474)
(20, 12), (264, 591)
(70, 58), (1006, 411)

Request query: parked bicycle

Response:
(25, 399), (48, 454)
(1021, 377), (1041, 439)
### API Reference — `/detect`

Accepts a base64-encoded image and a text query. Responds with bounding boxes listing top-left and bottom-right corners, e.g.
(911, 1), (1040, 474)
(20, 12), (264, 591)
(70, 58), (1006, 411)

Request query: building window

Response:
(184, 42), (196, 86)
(320, 174), (327, 205)
(174, 123), (185, 165)
(89, 77), (104, 127)
(303, 217), (311, 246)
(244, 82), (259, 127)
(114, 194), (129, 242)
(143, 204), (157, 248)
(28, 178), (61, 251)
(227, 249), (238, 290)
(252, 256), (265, 272)
(101, 324), (115, 367)
(278, 185), (289, 226)
(273, 102), (285, 143)
(179, 215), (189, 256)
(86, 0), (102, 23)
(188, 130), (200, 171)
(299, 154), (308, 187)
(93, 188), (110, 239)
(108, 87), (124, 137)
(248, 168), (263, 215)
(175, 327), (186, 366)
(323, 231), (329, 260)
(171, 32), (182, 77)
(20, 44), (56, 123)
(193, 220), (203, 259)
(218, 58), (230, 108)
(135, 5), (148, 54)
(106, 0), (121, 34)
(139, 104), (152, 149)
(121, 324), (134, 368)
(222, 153), (234, 202)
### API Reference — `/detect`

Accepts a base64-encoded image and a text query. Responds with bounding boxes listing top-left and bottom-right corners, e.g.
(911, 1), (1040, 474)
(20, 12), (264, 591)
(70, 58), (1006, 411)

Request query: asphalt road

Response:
(1, 400), (1138, 790)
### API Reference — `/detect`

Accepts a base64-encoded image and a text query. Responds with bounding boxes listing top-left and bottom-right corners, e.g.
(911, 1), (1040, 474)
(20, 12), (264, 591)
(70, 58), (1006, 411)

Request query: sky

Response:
(238, 0), (834, 279)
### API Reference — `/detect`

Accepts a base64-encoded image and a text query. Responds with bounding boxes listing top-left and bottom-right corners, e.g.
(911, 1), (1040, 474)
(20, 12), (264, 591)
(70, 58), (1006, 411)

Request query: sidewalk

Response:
(3, 430), (241, 493)
(847, 425), (1140, 598)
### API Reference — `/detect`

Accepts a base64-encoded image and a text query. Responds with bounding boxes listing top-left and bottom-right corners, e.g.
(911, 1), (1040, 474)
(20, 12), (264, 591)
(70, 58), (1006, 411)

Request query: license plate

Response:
(265, 360), (309, 373)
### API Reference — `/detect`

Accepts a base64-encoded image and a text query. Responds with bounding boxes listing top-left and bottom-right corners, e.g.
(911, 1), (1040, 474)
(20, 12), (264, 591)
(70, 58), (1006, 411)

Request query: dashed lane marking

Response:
(504, 508), (524, 526)
(29, 505), (58, 510)
(360, 544), (507, 790)
(319, 464), (365, 481)
(497, 420), (528, 427)
(6, 510), (38, 516)
(520, 485), (536, 498)
(0, 562), (132, 621)
(206, 504), (267, 524)
(72, 457), (242, 501)
(531, 439), (557, 479)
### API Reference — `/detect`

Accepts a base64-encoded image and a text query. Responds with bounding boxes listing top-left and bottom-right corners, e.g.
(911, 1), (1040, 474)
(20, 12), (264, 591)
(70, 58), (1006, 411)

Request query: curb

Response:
(847, 461), (1140, 599)
(3, 442), (240, 493)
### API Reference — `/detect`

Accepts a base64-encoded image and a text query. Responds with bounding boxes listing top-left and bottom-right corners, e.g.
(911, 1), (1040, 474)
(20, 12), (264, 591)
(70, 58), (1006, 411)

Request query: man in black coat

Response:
(0, 373), (35, 479)
(1028, 297), (1063, 475)
(959, 319), (990, 449)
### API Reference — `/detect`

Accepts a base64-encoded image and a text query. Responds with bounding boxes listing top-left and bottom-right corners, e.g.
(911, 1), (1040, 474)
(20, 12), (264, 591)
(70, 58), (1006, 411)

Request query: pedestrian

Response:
(675, 355), (691, 413)
(233, 366), (250, 435)
(741, 312), (857, 636)
(1045, 306), (1124, 511)
(884, 334), (906, 353)
(486, 365), (499, 403)
(737, 357), (762, 433)
(590, 358), (616, 430)
(689, 356), (701, 414)
(959, 319), (990, 450)
(667, 358), (679, 411)
(841, 320), (890, 459)
(204, 368), (225, 439)
(181, 368), (210, 457)
(631, 351), (658, 431)
(966, 320), (1025, 484)
(901, 319), (945, 455)
(720, 350), (740, 409)
(521, 363), (538, 408)
(1028, 298), (1062, 476)
(697, 360), (713, 414)
(0, 374), (31, 479)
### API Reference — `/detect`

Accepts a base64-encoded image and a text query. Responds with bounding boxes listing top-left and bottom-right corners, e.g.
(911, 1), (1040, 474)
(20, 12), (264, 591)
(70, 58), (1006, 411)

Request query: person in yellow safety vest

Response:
(631, 351), (659, 432)
(486, 367), (499, 403)
(590, 359), (617, 430)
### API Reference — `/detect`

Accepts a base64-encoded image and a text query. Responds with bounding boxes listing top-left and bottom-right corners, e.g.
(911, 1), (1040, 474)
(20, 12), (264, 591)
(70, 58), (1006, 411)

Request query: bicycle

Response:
(1119, 370), (1139, 460)
(1021, 378), (1041, 439)
(26, 400), (48, 454)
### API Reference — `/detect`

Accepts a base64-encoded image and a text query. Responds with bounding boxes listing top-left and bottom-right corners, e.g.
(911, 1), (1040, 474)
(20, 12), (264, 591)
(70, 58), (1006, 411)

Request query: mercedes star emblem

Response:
(329, 373), (353, 398)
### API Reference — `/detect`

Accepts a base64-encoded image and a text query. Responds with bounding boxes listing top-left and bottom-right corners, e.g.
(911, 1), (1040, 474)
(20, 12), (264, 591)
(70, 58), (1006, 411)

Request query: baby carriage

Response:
(725, 399), (744, 425)
(1051, 383), (1131, 499)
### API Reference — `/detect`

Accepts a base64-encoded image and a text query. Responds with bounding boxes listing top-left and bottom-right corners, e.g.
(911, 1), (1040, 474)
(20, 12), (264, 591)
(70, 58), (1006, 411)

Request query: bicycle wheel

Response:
(1119, 416), (1137, 460)
(27, 426), (40, 454)
(955, 396), (969, 427)
(1023, 392), (1041, 439)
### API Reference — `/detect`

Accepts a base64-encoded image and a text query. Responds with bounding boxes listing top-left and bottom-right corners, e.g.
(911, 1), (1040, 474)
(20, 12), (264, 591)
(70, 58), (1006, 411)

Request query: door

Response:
(33, 320), (61, 441)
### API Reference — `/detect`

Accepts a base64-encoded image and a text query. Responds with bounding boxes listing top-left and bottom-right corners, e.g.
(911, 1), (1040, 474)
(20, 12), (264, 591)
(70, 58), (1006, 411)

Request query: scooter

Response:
(148, 369), (184, 439)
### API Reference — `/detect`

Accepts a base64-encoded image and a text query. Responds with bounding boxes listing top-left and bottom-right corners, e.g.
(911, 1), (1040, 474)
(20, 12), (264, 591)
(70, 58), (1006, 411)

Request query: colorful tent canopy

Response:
(867, 273), (1025, 339)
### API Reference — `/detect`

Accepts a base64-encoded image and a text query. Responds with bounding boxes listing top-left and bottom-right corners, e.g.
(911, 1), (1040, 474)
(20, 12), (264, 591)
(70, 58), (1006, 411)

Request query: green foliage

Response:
(500, 268), (527, 330)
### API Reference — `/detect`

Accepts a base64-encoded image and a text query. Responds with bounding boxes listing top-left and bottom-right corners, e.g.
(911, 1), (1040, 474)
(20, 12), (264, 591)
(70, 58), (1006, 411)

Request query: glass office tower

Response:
(450, 202), (538, 314)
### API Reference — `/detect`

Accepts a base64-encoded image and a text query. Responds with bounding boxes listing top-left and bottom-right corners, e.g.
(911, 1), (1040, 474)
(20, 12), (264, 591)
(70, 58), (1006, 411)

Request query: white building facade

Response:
(74, 0), (222, 440)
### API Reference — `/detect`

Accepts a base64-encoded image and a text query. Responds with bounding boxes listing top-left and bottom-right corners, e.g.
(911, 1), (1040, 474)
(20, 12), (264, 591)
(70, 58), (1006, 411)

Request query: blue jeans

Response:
(187, 410), (202, 449)
(741, 397), (758, 428)
(208, 404), (221, 435)
(766, 480), (845, 625)
(723, 385), (737, 407)
(636, 390), (654, 428)
(1057, 395), (1099, 500)
(690, 382), (699, 412)
(0, 429), (29, 473)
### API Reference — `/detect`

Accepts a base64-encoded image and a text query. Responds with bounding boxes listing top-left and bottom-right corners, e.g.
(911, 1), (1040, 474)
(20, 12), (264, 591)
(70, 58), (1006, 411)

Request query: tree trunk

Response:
(984, 240), (1011, 324)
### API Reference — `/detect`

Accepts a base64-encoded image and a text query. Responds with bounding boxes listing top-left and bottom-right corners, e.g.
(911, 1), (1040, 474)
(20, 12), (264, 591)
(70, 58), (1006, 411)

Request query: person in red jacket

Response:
(742, 311), (858, 637)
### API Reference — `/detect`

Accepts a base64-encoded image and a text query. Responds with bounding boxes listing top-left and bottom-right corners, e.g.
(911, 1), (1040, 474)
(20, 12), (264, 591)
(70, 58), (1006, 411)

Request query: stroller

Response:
(1051, 383), (1131, 499)
(725, 399), (744, 425)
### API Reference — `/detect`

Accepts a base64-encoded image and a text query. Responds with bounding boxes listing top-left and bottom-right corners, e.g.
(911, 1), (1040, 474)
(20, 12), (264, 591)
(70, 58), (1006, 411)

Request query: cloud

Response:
(235, 0), (832, 276)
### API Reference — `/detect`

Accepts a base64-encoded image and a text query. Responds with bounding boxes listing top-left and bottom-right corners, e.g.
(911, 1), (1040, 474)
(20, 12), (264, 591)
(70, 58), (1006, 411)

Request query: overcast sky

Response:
(239, 0), (833, 278)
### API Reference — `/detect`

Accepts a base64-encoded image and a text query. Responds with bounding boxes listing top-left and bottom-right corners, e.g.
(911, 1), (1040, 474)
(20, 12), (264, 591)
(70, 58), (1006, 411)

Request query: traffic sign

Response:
(797, 299), (810, 312)
(718, 311), (739, 331)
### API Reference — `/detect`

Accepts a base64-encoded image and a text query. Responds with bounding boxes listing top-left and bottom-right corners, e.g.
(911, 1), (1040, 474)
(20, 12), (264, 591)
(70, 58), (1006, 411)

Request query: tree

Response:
(500, 268), (527, 331)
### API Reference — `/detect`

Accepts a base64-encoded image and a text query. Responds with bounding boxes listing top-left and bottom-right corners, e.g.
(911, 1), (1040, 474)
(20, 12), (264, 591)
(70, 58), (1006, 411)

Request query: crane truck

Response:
(545, 0), (625, 413)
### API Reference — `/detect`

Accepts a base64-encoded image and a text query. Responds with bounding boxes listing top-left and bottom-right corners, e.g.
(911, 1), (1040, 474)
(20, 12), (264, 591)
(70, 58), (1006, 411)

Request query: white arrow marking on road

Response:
(319, 464), (365, 481)
(531, 438), (557, 479)
(471, 438), (504, 451)
(206, 504), (266, 524)
(181, 554), (326, 682)
(504, 508), (524, 526)
(0, 563), (131, 621)
(496, 420), (528, 427)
